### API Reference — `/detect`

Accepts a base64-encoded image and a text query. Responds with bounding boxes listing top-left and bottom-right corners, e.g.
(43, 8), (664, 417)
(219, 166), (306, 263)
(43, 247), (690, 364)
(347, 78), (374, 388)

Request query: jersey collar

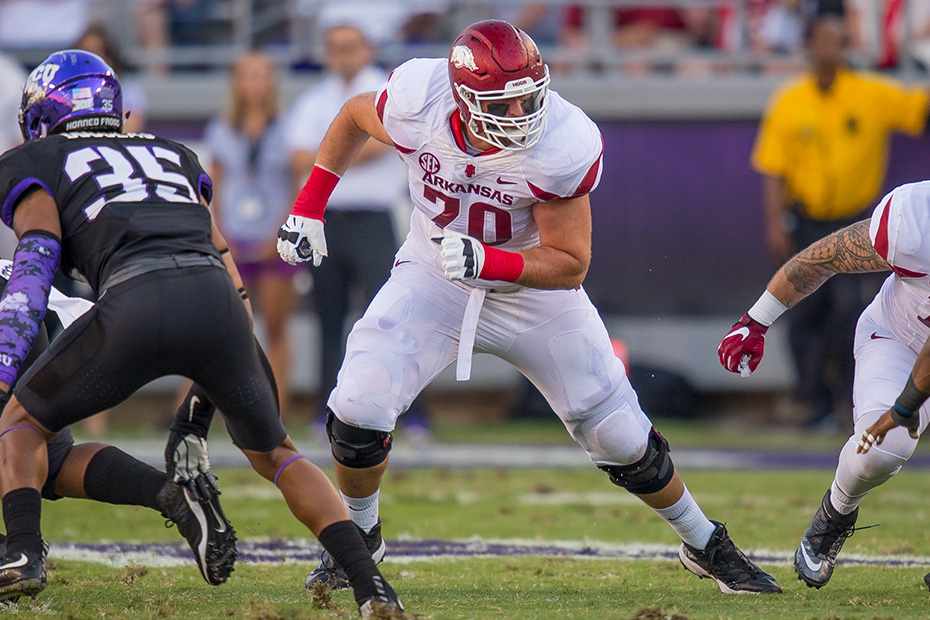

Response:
(449, 112), (501, 156)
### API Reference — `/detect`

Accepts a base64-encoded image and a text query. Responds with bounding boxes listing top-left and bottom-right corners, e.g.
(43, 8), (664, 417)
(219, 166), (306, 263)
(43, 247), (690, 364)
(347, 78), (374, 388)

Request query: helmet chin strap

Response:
(463, 116), (498, 152)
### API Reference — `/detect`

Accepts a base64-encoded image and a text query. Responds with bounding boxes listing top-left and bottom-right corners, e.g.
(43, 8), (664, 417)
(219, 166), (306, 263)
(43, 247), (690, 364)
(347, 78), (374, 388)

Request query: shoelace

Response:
(812, 522), (878, 558)
(700, 531), (762, 580)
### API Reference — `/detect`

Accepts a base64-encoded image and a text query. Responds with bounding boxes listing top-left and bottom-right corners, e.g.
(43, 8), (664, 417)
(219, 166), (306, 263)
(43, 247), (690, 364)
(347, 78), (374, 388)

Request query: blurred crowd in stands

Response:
(0, 1), (929, 77)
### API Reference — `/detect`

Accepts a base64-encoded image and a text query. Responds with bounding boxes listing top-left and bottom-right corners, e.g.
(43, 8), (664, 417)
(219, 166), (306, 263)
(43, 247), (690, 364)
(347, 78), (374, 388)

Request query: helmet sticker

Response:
(28, 63), (60, 90)
(71, 87), (94, 110)
(450, 45), (479, 72)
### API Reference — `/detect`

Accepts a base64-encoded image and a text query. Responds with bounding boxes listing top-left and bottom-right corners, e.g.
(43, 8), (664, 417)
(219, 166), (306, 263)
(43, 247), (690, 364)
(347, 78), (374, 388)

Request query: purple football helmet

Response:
(18, 49), (122, 141)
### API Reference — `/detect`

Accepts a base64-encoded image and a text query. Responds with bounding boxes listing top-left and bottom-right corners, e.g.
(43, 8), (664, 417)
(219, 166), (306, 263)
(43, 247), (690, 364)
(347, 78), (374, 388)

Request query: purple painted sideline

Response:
(53, 539), (930, 569)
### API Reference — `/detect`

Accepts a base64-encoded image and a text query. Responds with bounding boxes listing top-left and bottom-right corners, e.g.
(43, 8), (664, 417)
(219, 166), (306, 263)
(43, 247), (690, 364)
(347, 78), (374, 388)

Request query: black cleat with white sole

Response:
(794, 490), (857, 589)
(0, 540), (47, 603)
(306, 521), (385, 590)
(156, 479), (237, 585)
(358, 574), (407, 619)
(679, 521), (782, 593)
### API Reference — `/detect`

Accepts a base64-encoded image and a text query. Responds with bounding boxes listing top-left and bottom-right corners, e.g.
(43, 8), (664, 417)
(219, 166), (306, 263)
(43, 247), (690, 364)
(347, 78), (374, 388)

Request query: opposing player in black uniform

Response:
(0, 260), (236, 589)
(0, 50), (405, 618)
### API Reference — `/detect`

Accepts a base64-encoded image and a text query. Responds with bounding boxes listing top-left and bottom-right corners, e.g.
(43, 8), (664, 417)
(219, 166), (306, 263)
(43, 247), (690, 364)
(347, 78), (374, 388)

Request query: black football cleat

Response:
(794, 490), (858, 589)
(359, 596), (408, 620)
(156, 478), (237, 585)
(306, 521), (385, 590)
(0, 540), (48, 603)
(679, 521), (782, 594)
(358, 574), (406, 619)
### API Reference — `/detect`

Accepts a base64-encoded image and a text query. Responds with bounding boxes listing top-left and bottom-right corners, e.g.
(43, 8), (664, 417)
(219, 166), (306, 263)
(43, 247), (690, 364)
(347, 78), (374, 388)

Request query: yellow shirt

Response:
(752, 69), (928, 220)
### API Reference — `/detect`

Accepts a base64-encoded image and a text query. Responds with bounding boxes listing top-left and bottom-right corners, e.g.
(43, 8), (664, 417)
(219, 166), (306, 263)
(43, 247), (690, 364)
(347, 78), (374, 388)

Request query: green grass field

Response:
(18, 438), (930, 620)
(0, 416), (920, 619)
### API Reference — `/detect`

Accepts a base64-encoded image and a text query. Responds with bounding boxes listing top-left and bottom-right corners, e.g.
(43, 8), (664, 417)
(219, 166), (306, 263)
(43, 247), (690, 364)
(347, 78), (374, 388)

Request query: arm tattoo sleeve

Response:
(783, 220), (889, 297)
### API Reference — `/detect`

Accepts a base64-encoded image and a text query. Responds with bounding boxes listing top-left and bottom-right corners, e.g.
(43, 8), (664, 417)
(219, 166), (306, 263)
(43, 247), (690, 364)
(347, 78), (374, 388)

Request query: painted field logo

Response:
(419, 152), (440, 174)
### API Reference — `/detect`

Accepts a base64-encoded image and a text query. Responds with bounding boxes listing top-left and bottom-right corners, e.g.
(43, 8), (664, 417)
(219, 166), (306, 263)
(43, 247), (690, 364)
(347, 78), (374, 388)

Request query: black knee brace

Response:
(326, 408), (393, 469)
(598, 428), (674, 495)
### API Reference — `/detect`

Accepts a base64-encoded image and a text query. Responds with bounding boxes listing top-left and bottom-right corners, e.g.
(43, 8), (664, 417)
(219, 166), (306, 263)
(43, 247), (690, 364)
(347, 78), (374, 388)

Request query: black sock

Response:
(84, 446), (168, 510)
(318, 520), (390, 604)
(170, 383), (215, 438)
(3, 488), (42, 557)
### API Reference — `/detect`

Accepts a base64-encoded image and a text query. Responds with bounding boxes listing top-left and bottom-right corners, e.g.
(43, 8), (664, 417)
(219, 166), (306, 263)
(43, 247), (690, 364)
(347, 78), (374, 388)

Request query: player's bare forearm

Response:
(292, 141), (390, 189)
(767, 220), (889, 308)
(909, 336), (930, 393)
(314, 92), (392, 174)
(519, 196), (591, 289)
(517, 246), (589, 289)
(210, 214), (253, 325)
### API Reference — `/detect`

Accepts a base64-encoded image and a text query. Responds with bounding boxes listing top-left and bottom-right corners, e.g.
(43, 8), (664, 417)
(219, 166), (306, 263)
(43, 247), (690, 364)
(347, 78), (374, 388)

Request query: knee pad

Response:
(598, 428), (674, 495)
(839, 435), (909, 490)
(326, 408), (393, 469)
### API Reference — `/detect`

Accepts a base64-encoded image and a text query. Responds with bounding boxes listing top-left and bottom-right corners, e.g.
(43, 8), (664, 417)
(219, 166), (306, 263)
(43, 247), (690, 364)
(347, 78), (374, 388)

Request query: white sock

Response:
(341, 489), (380, 533)
(652, 486), (716, 550)
(829, 481), (863, 515)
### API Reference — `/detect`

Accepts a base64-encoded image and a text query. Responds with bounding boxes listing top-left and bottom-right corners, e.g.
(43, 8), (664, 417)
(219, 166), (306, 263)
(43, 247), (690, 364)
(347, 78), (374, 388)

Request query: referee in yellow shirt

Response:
(752, 11), (930, 430)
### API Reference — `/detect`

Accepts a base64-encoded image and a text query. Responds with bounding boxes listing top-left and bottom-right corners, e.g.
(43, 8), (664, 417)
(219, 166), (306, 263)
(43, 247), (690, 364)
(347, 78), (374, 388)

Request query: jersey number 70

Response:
(424, 186), (513, 245)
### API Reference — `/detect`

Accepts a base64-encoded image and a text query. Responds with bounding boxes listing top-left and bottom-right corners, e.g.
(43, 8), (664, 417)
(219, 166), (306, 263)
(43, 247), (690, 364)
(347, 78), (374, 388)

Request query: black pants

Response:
(17, 265), (286, 451)
(787, 211), (880, 424)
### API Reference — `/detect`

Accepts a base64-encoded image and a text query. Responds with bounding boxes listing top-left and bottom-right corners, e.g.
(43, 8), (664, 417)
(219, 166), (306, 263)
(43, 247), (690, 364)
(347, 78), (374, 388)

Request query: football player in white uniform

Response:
(279, 20), (781, 595)
(719, 180), (930, 589)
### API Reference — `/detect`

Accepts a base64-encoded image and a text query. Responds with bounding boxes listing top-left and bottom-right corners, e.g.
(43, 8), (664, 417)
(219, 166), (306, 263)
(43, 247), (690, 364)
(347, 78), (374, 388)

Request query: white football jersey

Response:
(868, 180), (930, 351)
(376, 58), (603, 286)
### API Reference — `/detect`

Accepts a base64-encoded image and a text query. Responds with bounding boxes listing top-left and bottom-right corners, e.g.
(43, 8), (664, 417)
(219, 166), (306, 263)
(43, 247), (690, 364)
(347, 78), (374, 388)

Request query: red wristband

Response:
(292, 165), (340, 220)
(479, 245), (524, 282)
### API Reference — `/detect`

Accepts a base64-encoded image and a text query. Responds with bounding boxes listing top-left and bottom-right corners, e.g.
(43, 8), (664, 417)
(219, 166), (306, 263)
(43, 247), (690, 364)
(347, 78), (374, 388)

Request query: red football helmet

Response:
(448, 20), (550, 150)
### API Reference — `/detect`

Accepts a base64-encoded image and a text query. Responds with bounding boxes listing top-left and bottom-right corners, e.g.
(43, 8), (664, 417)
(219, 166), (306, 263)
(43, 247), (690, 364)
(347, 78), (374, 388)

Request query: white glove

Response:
(437, 228), (485, 281)
(167, 433), (212, 484)
(166, 432), (220, 502)
(276, 215), (327, 266)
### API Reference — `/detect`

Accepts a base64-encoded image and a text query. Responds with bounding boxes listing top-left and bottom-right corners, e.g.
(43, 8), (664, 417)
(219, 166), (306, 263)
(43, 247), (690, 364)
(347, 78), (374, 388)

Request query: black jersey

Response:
(0, 131), (218, 292)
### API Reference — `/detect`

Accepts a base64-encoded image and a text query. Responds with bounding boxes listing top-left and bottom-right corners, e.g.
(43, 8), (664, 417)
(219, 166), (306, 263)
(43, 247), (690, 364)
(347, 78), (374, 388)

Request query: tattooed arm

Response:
(766, 220), (890, 308)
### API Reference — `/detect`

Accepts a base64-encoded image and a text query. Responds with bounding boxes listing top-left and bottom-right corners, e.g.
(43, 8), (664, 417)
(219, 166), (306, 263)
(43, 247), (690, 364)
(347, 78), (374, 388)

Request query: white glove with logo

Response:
(437, 228), (485, 281)
(276, 215), (327, 266)
(166, 433), (211, 483)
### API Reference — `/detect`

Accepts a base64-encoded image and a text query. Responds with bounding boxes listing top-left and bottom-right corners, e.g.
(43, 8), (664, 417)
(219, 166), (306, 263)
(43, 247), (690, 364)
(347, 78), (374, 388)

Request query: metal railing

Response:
(0, 0), (922, 77)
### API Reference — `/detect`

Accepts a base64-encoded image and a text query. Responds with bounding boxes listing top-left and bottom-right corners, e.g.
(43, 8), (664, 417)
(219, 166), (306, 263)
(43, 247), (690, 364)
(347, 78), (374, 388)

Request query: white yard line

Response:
(48, 538), (930, 569)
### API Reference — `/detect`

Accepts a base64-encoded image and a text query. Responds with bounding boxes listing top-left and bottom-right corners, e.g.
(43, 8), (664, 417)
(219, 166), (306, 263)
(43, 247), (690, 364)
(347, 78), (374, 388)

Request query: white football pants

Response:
(831, 300), (930, 510)
(327, 259), (654, 468)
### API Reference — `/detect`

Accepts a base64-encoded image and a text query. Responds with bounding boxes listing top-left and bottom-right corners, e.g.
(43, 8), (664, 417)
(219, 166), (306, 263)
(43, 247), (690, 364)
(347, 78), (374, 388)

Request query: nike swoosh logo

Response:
(497, 177), (517, 185)
(188, 395), (200, 422)
(870, 332), (890, 340)
(393, 259), (411, 268)
(207, 501), (227, 533)
(0, 554), (27, 569)
(728, 327), (750, 341)
(182, 487), (211, 567)
(798, 542), (823, 572)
